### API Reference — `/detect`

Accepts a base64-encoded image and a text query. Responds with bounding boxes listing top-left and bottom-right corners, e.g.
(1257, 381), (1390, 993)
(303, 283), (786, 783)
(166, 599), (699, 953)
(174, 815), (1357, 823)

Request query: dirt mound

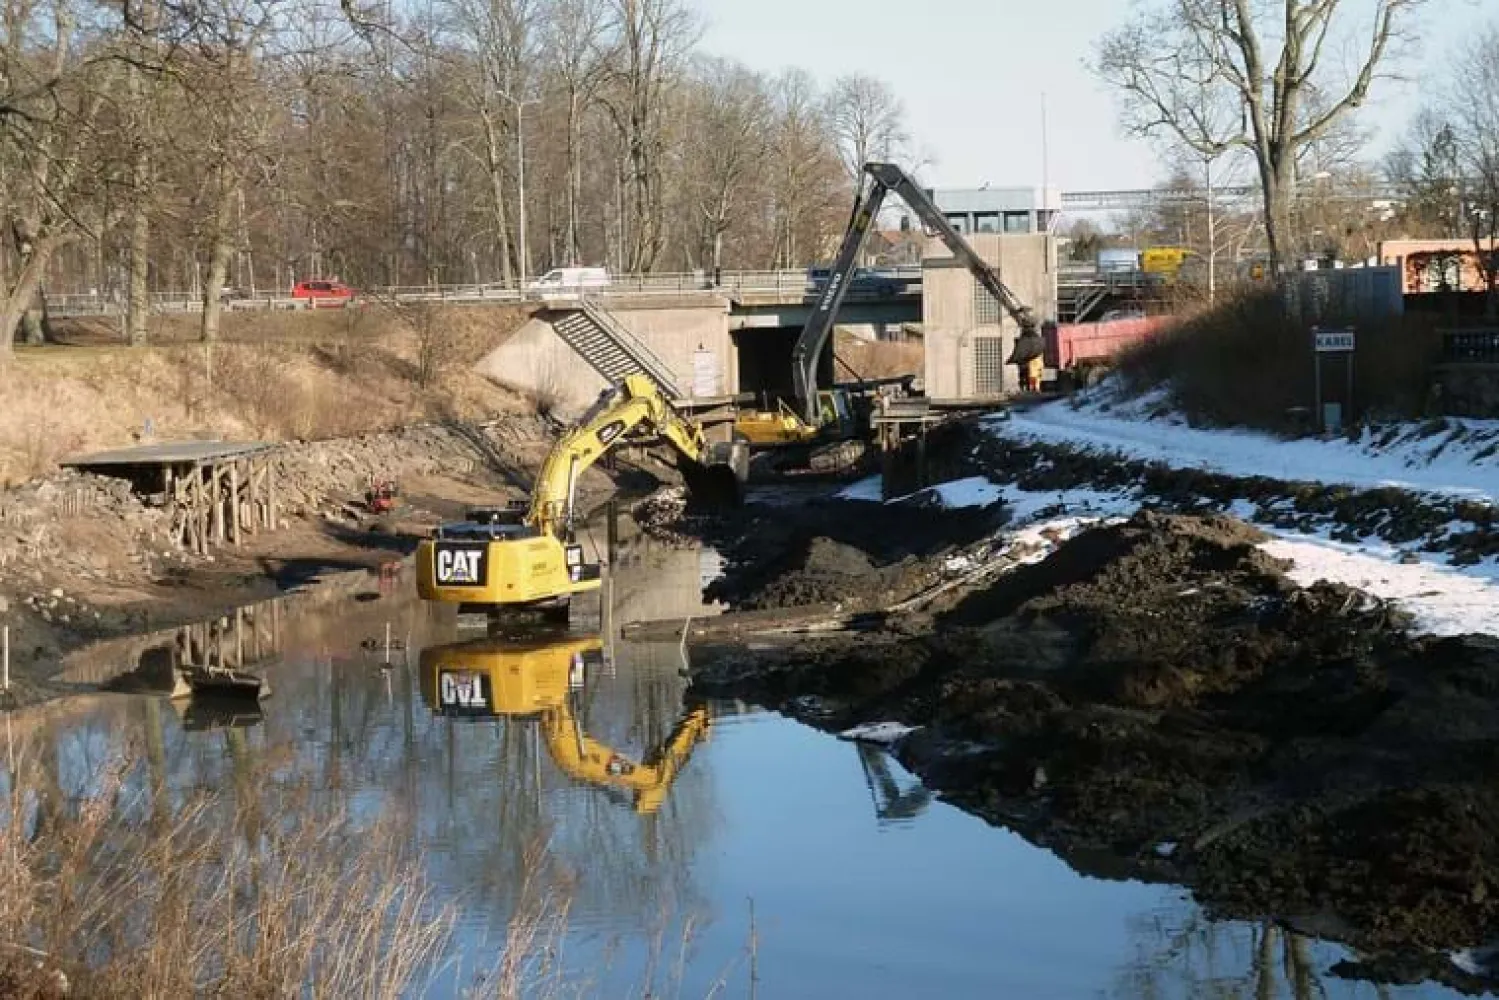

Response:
(697, 497), (1006, 613)
(690, 510), (1499, 974)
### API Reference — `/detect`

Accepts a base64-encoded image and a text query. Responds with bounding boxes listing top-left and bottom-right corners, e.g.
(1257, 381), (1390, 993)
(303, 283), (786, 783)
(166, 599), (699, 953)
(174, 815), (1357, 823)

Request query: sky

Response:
(694, 0), (1494, 196)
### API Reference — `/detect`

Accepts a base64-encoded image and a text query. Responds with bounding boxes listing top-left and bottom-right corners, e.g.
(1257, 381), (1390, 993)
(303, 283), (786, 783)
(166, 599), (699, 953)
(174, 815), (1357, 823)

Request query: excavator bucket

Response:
(681, 440), (748, 509)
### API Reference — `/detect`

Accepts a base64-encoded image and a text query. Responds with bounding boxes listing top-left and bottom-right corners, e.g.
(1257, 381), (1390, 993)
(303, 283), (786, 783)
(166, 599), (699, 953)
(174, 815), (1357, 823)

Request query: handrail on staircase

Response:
(575, 293), (681, 397)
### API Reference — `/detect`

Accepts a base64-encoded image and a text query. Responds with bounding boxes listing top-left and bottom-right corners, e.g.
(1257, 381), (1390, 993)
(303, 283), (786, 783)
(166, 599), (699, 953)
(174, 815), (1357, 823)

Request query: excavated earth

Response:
(687, 506), (1499, 989)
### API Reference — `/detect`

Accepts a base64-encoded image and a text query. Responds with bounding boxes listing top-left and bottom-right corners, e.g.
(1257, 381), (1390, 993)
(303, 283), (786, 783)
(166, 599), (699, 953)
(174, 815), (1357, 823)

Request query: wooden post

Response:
(211, 462), (224, 545)
(247, 464), (259, 536)
(266, 456), (278, 531)
(195, 466), (207, 556)
(229, 460), (242, 546)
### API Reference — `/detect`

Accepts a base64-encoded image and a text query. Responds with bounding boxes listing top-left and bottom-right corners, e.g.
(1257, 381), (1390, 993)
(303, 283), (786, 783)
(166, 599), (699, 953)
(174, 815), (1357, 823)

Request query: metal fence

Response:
(1441, 328), (1499, 364)
(43, 268), (923, 319)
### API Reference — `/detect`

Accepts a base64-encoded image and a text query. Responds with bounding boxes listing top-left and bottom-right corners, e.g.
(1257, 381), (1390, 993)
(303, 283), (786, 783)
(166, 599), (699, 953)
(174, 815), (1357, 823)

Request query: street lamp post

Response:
(504, 93), (541, 290)
(1204, 155), (1216, 304)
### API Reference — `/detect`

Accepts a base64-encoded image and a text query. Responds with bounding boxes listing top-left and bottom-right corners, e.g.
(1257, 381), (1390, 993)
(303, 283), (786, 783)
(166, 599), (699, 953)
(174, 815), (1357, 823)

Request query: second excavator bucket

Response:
(681, 439), (749, 509)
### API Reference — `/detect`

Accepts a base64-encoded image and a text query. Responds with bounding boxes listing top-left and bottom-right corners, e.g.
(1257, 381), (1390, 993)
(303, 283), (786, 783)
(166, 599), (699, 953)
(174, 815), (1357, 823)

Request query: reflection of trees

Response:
(1112, 901), (1385, 1000)
(23, 580), (722, 977)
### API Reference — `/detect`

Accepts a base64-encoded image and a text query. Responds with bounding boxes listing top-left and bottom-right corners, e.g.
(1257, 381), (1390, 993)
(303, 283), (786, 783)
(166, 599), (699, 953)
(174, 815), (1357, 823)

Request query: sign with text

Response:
(1314, 328), (1356, 353)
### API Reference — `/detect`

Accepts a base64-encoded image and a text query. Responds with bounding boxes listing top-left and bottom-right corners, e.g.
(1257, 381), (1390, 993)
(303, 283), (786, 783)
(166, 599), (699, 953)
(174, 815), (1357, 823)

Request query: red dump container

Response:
(1046, 317), (1171, 370)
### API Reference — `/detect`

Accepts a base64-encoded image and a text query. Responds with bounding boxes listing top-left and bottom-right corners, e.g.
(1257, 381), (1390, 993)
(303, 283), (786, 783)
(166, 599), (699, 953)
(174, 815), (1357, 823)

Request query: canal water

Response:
(29, 523), (1474, 998)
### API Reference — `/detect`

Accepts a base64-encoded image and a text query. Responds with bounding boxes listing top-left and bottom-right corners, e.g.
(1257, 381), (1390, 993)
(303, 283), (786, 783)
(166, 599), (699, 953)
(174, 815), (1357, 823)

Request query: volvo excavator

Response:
(416, 374), (747, 619)
(417, 632), (709, 815)
(785, 161), (1048, 429)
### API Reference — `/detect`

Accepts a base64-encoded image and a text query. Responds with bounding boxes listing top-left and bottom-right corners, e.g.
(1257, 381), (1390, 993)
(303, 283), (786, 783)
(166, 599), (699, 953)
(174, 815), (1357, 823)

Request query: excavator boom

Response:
(791, 161), (1042, 422)
(528, 373), (741, 538)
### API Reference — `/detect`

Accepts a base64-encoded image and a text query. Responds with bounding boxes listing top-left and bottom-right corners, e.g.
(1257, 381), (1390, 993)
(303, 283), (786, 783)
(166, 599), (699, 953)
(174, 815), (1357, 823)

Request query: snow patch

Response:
(836, 475), (883, 502)
(839, 721), (920, 746)
(1261, 534), (1499, 637)
(921, 476), (1005, 509)
(1450, 945), (1499, 979)
(993, 396), (1499, 501)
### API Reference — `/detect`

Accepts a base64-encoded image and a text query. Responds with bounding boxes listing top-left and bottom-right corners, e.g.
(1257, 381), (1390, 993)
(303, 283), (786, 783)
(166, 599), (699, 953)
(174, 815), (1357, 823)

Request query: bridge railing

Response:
(42, 269), (853, 318)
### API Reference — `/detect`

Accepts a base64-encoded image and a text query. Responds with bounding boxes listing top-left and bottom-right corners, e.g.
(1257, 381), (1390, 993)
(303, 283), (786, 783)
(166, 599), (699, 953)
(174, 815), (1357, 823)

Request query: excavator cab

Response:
(417, 632), (712, 814)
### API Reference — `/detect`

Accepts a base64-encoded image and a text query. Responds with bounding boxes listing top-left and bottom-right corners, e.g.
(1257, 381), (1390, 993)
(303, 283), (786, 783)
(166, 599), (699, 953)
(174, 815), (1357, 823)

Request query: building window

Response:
(975, 337), (1005, 396)
(945, 213), (970, 234)
(974, 212), (1000, 233)
(973, 279), (1002, 326)
(1004, 212), (1031, 234)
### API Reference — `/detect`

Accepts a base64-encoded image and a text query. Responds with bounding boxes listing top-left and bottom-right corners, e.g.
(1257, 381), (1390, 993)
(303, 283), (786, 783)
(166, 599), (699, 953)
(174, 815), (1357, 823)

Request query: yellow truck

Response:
(1141, 246), (1196, 281)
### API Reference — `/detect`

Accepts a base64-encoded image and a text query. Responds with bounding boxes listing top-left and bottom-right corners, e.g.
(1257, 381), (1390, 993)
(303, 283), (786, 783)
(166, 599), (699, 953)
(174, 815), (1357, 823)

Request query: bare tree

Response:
(1448, 23), (1499, 316)
(176, 0), (284, 342)
(766, 69), (846, 270)
(601, 0), (696, 273)
(446, 0), (539, 285)
(825, 72), (909, 180)
(1386, 108), (1465, 239)
(1094, 0), (1428, 277)
(682, 58), (771, 276)
(540, 0), (610, 265)
(0, 0), (117, 351)
(0, 0), (903, 322)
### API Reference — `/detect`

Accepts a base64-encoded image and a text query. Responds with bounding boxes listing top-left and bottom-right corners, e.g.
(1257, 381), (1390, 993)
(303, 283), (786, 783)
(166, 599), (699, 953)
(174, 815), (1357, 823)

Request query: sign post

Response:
(1313, 326), (1356, 434)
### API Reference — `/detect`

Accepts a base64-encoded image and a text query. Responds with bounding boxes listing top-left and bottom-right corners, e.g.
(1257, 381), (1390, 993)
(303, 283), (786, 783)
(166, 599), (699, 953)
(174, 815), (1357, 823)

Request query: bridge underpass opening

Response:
(732, 327), (833, 406)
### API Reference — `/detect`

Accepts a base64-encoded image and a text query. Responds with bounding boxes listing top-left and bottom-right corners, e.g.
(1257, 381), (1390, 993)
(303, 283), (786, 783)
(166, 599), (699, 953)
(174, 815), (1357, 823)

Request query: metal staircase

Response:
(551, 299), (681, 400)
(1058, 282), (1109, 323)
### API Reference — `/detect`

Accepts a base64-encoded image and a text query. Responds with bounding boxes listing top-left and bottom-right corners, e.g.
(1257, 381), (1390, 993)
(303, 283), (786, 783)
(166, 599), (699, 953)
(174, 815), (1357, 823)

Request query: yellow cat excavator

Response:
(417, 632), (710, 815)
(416, 374), (746, 619)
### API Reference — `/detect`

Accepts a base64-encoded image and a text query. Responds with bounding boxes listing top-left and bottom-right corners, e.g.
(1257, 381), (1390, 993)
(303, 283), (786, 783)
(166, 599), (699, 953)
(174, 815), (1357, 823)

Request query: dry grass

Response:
(0, 728), (754, 1000)
(0, 303), (535, 486)
(1115, 288), (1443, 434)
(0, 737), (453, 998)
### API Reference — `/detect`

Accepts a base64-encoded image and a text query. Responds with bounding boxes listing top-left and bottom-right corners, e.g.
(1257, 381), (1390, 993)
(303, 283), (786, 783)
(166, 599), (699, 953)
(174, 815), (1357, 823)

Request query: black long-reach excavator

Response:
(788, 161), (1047, 427)
(418, 632), (709, 815)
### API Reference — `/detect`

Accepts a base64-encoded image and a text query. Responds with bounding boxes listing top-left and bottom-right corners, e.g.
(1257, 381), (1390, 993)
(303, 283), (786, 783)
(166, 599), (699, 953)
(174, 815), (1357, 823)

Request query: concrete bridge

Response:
(477, 236), (1056, 412)
(475, 283), (925, 417)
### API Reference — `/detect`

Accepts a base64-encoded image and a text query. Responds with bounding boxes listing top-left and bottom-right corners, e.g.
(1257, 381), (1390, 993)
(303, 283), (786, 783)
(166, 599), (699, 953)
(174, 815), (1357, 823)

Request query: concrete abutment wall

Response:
(922, 233), (1059, 400)
(475, 299), (737, 417)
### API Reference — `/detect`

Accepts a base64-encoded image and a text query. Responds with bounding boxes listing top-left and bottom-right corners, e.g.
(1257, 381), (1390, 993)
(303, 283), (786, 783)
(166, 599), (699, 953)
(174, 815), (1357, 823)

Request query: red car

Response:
(291, 278), (355, 304)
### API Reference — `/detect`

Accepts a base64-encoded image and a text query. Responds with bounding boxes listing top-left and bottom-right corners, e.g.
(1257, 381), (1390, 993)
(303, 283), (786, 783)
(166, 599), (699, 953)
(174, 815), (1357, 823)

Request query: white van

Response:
(526, 266), (611, 299)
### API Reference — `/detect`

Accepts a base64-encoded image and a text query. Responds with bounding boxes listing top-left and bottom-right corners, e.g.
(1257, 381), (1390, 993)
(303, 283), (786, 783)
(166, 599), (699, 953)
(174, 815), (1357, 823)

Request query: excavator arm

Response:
(541, 700), (712, 815)
(527, 373), (743, 537)
(419, 634), (711, 815)
(791, 161), (1042, 422)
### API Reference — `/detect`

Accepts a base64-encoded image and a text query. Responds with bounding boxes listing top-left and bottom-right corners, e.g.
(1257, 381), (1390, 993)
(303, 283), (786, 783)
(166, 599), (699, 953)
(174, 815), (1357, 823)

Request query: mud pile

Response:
(695, 495), (1006, 613)
(691, 510), (1499, 976)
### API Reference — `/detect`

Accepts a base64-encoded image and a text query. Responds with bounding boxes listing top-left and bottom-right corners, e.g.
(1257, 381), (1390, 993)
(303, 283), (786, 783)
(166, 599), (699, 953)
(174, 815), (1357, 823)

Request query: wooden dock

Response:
(63, 440), (281, 555)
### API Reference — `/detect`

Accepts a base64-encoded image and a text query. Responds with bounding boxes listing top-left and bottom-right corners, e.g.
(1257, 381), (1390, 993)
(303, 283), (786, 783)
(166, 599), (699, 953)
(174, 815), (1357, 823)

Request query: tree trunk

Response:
(1261, 162), (1296, 278)
(483, 115), (514, 286)
(127, 200), (151, 346)
(125, 47), (153, 347)
(0, 240), (59, 354)
(565, 93), (581, 266)
(200, 182), (238, 343)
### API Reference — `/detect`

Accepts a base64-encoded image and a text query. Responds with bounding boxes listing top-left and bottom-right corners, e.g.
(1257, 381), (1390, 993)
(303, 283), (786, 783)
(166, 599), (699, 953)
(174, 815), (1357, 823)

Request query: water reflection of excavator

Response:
(418, 632), (710, 815)
(415, 375), (746, 620)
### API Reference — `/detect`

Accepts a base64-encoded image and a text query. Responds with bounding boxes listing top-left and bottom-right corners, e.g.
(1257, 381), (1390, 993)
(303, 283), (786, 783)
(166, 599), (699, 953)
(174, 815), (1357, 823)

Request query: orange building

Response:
(1378, 238), (1499, 294)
